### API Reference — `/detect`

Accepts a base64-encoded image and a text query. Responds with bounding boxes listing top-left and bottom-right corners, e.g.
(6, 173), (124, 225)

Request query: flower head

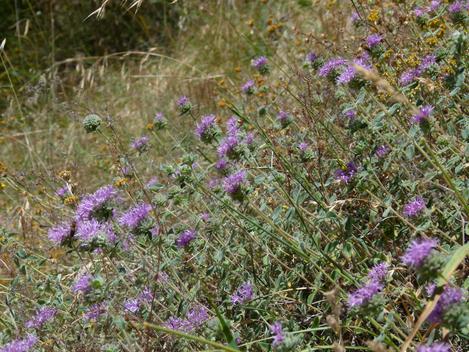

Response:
(270, 321), (285, 347)
(223, 170), (247, 194)
(403, 197), (426, 217)
(119, 203), (152, 229)
(417, 342), (451, 352)
(0, 334), (38, 352)
(48, 222), (73, 245)
(76, 219), (116, 244)
(231, 282), (254, 305)
(334, 161), (357, 184)
(366, 34), (383, 48)
(195, 114), (218, 142)
(131, 136), (149, 152)
(176, 229), (197, 248)
(177, 96), (192, 113)
(124, 299), (140, 313)
(427, 286), (464, 323)
(401, 238), (438, 268)
(306, 52), (318, 63)
(368, 262), (389, 282)
(412, 105), (434, 124)
(25, 307), (57, 329)
(242, 80), (255, 94)
(76, 185), (118, 222)
(83, 303), (107, 321)
(318, 58), (347, 77)
(72, 273), (92, 294)
(348, 280), (384, 308)
(252, 56), (269, 74)
(375, 144), (390, 158)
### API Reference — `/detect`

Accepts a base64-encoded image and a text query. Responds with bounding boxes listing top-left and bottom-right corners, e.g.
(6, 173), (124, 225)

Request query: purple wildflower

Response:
(399, 68), (420, 86)
(277, 110), (292, 127)
(154, 112), (164, 122)
(426, 282), (437, 297)
(412, 105), (434, 124)
(270, 321), (285, 347)
(119, 203), (152, 229)
(427, 286), (464, 323)
(150, 226), (160, 237)
(401, 238), (438, 268)
(403, 196), (426, 217)
(217, 135), (239, 158)
(195, 114), (217, 141)
(334, 161), (357, 184)
(306, 52), (318, 63)
(223, 170), (247, 194)
(366, 34), (383, 48)
(344, 109), (357, 120)
(215, 158), (228, 170)
(420, 54), (436, 70)
(55, 185), (70, 198)
(124, 299), (140, 313)
(350, 11), (361, 23)
(348, 280), (384, 307)
(177, 96), (192, 113)
(245, 132), (255, 145)
(72, 273), (92, 294)
(318, 58), (347, 77)
(76, 185), (117, 221)
(336, 65), (356, 85)
(48, 222), (73, 244)
(145, 177), (158, 189)
(139, 287), (154, 303)
(430, 1), (442, 11)
(252, 56), (268, 73)
(298, 142), (308, 152)
(164, 306), (209, 332)
(417, 342), (451, 352)
(375, 144), (390, 158)
(0, 334), (38, 352)
(25, 307), (57, 329)
(76, 219), (116, 243)
(83, 303), (107, 321)
(131, 136), (149, 152)
(414, 7), (427, 17)
(200, 212), (210, 222)
(368, 262), (389, 282)
(242, 80), (255, 94)
(176, 229), (197, 248)
(226, 116), (239, 135)
(449, 0), (466, 13)
(231, 282), (254, 305)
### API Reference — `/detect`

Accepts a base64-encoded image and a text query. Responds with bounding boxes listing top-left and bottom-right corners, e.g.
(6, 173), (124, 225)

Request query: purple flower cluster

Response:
(251, 56), (268, 73)
(48, 221), (73, 244)
(318, 58), (347, 77)
(417, 342), (450, 352)
(176, 229), (197, 248)
(124, 298), (140, 313)
(336, 53), (371, 85)
(223, 170), (247, 194)
(177, 96), (192, 113)
(195, 114), (217, 141)
(55, 185), (70, 198)
(76, 219), (116, 243)
(334, 161), (357, 184)
(403, 196), (426, 217)
(449, 0), (468, 13)
(72, 273), (93, 294)
(83, 303), (107, 321)
(118, 203), (152, 229)
(344, 109), (356, 120)
(298, 142), (308, 152)
(231, 282), (254, 305)
(427, 286), (464, 323)
(411, 105), (434, 124)
(241, 80), (255, 94)
(306, 52), (318, 63)
(414, 1), (442, 17)
(76, 185), (118, 222)
(401, 238), (438, 268)
(366, 34), (383, 48)
(375, 144), (390, 158)
(131, 136), (149, 151)
(348, 262), (388, 308)
(270, 321), (285, 347)
(0, 334), (37, 352)
(163, 305), (209, 332)
(399, 54), (437, 86)
(25, 307), (57, 329)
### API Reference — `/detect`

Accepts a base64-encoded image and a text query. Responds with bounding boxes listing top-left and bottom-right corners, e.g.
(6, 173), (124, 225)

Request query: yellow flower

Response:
(218, 99), (227, 108)
(425, 36), (438, 46)
(58, 169), (71, 181)
(64, 195), (78, 205)
(368, 9), (380, 23)
(0, 182), (6, 191)
(114, 177), (129, 188)
(146, 122), (154, 131)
